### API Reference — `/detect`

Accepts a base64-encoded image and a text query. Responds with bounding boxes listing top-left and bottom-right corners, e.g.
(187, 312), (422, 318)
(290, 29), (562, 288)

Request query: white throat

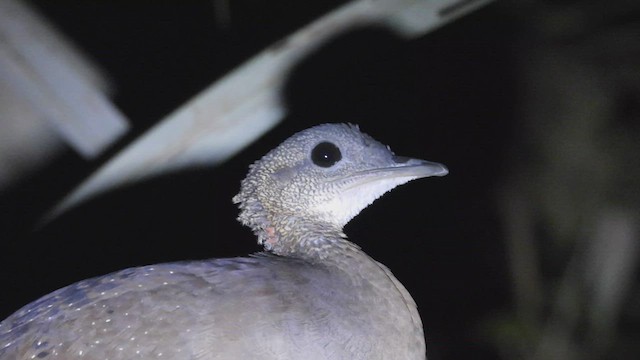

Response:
(313, 176), (419, 228)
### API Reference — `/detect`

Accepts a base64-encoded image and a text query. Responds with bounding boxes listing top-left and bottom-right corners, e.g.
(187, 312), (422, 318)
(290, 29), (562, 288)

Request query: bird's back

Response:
(1, 252), (424, 359)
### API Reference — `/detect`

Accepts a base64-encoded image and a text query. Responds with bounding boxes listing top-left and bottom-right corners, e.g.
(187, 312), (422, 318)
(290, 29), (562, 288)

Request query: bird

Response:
(0, 123), (448, 359)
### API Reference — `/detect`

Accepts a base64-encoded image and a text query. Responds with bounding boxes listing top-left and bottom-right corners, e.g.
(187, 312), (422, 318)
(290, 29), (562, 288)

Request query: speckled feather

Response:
(1, 123), (447, 359)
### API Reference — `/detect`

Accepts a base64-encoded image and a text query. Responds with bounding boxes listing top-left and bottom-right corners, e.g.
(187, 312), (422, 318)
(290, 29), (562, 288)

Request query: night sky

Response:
(1, 2), (514, 359)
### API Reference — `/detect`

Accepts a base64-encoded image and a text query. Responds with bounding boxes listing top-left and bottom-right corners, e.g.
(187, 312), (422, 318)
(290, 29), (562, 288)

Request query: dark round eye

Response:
(311, 142), (342, 168)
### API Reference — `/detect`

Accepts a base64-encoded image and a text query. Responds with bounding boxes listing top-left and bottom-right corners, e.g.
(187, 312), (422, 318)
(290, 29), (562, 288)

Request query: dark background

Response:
(2, 1), (517, 359)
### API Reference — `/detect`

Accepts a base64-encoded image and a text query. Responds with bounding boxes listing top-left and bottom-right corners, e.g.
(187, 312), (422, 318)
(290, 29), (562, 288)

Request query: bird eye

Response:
(311, 142), (342, 168)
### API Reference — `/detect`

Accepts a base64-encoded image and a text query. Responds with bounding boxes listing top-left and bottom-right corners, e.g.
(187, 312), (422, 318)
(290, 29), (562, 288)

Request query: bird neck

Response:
(259, 214), (362, 263)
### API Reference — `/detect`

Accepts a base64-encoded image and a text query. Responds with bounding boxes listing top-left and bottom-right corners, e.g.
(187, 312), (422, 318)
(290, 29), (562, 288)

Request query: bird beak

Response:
(388, 156), (449, 178)
(333, 156), (448, 192)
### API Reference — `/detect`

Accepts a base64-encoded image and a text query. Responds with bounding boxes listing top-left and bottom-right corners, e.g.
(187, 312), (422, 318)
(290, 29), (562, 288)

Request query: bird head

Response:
(233, 123), (447, 253)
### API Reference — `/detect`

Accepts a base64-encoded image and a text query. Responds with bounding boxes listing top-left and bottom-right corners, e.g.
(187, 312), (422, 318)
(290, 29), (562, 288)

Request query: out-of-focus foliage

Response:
(488, 1), (640, 359)
(0, 0), (128, 192)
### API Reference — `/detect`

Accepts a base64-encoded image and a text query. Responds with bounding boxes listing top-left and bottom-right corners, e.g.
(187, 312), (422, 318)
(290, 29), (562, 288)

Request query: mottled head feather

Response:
(233, 123), (446, 258)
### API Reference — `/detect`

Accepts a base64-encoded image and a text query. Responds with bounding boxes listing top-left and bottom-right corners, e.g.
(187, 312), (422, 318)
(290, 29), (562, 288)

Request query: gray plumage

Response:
(0, 123), (447, 359)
